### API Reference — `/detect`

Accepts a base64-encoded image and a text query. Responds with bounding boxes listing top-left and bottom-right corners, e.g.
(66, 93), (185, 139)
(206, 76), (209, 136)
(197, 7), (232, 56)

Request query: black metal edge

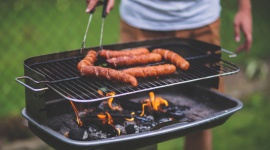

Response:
(21, 86), (243, 150)
(23, 37), (219, 66)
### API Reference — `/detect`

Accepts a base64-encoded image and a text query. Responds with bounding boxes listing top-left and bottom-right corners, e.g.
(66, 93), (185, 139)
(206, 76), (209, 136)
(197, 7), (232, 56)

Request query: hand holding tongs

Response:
(80, 0), (109, 54)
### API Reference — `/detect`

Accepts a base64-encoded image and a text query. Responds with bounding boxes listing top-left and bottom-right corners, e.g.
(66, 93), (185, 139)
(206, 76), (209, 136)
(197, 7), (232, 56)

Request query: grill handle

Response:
(15, 76), (49, 92)
(221, 48), (237, 58)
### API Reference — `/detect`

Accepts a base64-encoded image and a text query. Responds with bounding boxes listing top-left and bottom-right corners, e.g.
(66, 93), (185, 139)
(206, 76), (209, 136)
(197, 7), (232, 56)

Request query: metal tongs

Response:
(80, 0), (108, 54)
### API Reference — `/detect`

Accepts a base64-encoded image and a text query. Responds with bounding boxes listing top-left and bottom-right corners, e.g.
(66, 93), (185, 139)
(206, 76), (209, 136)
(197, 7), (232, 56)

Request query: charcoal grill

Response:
(16, 37), (242, 150)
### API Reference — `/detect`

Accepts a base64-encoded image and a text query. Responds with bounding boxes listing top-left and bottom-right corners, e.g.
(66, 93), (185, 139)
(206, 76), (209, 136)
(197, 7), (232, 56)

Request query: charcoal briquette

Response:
(69, 128), (88, 140)
(125, 124), (139, 134)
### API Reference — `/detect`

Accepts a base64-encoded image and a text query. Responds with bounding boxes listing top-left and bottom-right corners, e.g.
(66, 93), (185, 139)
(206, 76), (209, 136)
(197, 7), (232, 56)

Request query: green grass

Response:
(212, 92), (270, 150)
(1, 0), (270, 149)
(0, 0), (120, 117)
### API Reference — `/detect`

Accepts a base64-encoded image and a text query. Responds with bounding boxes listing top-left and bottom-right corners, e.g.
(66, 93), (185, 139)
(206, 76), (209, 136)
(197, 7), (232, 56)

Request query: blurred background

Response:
(0, 0), (269, 149)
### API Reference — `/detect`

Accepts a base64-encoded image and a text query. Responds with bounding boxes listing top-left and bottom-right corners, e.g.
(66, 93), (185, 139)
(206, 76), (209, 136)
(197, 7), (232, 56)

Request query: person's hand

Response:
(86, 0), (115, 14)
(234, 5), (253, 53)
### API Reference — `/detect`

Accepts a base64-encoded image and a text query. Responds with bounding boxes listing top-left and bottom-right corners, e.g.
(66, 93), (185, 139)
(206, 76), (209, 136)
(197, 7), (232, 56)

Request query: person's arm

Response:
(85, 0), (115, 14)
(234, 0), (252, 53)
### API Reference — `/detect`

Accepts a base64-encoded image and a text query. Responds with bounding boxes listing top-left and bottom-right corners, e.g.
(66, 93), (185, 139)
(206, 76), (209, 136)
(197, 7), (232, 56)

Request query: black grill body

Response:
(18, 38), (242, 149)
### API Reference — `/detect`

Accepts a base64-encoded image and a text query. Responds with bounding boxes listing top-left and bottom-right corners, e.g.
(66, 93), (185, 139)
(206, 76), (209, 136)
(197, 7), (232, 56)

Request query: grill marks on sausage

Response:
(99, 47), (150, 59)
(123, 64), (176, 78)
(106, 53), (162, 68)
(77, 50), (97, 72)
(81, 66), (138, 87)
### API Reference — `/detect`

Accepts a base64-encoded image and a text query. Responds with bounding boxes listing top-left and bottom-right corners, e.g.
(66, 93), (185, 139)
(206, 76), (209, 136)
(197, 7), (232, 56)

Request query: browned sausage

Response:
(77, 50), (97, 72)
(106, 53), (162, 68)
(99, 47), (149, 59)
(81, 66), (138, 87)
(152, 48), (190, 70)
(122, 64), (176, 78)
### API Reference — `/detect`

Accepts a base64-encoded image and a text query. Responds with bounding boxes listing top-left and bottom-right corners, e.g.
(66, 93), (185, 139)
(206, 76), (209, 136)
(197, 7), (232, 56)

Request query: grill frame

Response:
(20, 38), (239, 102)
(17, 38), (243, 149)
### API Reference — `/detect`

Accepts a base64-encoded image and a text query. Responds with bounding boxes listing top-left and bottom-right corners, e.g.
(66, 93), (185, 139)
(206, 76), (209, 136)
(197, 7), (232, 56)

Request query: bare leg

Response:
(184, 129), (212, 150)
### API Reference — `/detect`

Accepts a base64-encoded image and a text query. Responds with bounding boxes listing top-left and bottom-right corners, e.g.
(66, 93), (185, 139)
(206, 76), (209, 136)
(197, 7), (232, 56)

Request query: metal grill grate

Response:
(24, 38), (240, 102)
(29, 54), (239, 102)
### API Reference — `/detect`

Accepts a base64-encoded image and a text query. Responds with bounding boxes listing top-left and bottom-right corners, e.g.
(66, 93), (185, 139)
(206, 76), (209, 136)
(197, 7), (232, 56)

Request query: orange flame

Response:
(106, 92), (122, 111)
(97, 112), (114, 126)
(69, 101), (83, 126)
(140, 92), (168, 116)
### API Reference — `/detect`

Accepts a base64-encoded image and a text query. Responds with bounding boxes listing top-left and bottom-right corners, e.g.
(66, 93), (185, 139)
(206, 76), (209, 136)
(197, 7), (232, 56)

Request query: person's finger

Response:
(234, 21), (241, 42)
(239, 23), (252, 52)
(86, 0), (99, 13)
(244, 33), (252, 51)
(106, 0), (115, 14)
(236, 43), (247, 53)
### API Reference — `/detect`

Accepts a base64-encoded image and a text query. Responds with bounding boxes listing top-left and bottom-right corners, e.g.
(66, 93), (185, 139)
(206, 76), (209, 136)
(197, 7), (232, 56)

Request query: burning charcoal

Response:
(166, 109), (185, 120)
(115, 124), (126, 135)
(134, 116), (156, 129)
(88, 125), (108, 140)
(98, 101), (110, 110)
(146, 115), (154, 121)
(138, 125), (151, 132)
(119, 100), (142, 111)
(158, 117), (172, 123)
(59, 126), (70, 137)
(123, 120), (136, 126)
(47, 114), (74, 131)
(164, 105), (189, 120)
(69, 128), (88, 141)
(48, 122), (63, 131)
(89, 131), (108, 140)
(80, 117), (104, 126)
(88, 125), (100, 133)
(63, 118), (81, 129)
(125, 124), (139, 134)
(100, 124), (118, 137)
(135, 116), (154, 123)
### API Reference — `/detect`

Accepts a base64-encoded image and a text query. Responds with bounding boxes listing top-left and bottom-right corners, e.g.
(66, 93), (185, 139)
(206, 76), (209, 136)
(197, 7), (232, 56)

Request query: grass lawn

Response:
(1, 0), (270, 149)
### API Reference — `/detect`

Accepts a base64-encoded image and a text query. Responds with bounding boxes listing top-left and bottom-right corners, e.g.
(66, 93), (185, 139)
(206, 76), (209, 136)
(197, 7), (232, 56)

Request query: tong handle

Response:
(221, 48), (237, 58)
(15, 76), (49, 92)
(102, 0), (108, 18)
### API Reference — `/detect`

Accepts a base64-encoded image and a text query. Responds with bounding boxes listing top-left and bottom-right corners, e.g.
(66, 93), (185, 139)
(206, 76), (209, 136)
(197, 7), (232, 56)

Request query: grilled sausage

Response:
(106, 53), (162, 68)
(77, 50), (97, 72)
(123, 64), (176, 78)
(152, 48), (190, 70)
(99, 47), (149, 59)
(81, 66), (138, 87)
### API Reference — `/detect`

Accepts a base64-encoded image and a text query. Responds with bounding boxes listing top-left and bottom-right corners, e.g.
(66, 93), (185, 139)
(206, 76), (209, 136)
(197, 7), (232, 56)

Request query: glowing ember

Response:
(97, 89), (104, 97)
(69, 101), (83, 126)
(140, 92), (169, 116)
(125, 112), (135, 122)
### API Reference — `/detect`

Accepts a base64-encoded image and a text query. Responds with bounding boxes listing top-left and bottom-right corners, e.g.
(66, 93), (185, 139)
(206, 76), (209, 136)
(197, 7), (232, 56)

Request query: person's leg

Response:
(181, 19), (221, 150)
(191, 19), (221, 46)
(120, 18), (222, 150)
